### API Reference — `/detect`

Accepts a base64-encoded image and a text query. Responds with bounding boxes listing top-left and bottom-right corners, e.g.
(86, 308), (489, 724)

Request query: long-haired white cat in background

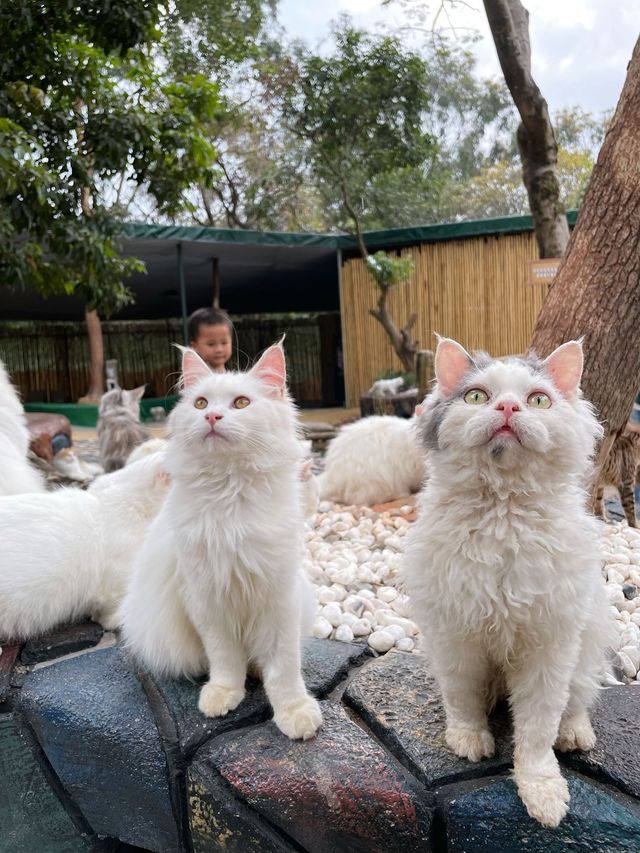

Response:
(403, 337), (613, 828)
(319, 415), (425, 506)
(0, 452), (169, 641)
(121, 343), (322, 741)
(0, 360), (45, 495)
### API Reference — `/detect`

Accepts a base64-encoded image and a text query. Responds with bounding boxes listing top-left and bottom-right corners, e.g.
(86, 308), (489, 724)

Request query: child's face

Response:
(191, 323), (232, 372)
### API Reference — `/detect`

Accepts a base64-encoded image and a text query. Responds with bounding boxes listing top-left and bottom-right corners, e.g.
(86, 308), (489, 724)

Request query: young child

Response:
(187, 308), (234, 373)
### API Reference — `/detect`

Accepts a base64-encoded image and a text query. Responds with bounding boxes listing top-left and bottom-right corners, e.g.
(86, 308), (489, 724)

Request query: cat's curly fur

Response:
(402, 338), (615, 828)
(120, 343), (322, 741)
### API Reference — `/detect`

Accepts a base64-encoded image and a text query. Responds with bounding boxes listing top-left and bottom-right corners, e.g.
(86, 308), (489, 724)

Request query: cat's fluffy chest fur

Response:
(402, 338), (613, 829)
(121, 343), (322, 741)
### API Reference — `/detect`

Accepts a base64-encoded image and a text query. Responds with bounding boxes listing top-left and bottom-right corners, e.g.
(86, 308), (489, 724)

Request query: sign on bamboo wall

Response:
(340, 231), (546, 407)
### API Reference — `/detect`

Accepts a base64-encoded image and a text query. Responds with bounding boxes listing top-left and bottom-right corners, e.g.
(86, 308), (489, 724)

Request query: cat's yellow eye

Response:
(527, 392), (552, 409)
(233, 396), (250, 409)
(464, 388), (489, 405)
(194, 396), (208, 409)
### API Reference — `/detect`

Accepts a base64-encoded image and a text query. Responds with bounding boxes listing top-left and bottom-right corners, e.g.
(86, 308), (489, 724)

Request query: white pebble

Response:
(352, 617), (373, 637)
(334, 624), (355, 643)
(607, 568), (626, 585)
(384, 624), (406, 642)
(618, 650), (637, 679)
(368, 630), (396, 653)
(376, 586), (398, 603)
(395, 637), (415, 652)
(312, 616), (333, 639)
(321, 603), (343, 627)
(316, 586), (339, 605)
(606, 585), (625, 606)
(621, 644), (640, 671)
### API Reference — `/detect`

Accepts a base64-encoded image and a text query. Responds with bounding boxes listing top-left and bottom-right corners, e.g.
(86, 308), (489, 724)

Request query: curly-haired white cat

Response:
(121, 343), (322, 741)
(402, 337), (614, 828)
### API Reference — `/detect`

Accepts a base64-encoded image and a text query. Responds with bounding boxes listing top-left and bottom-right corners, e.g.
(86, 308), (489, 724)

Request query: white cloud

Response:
(278, 0), (640, 114)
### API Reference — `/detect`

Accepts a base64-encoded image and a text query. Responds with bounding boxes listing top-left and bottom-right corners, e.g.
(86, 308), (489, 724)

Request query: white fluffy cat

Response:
(120, 343), (322, 741)
(0, 452), (169, 641)
(0, 360), (45, 495)
(402, 337), (614, 828)
(319, 415), (426, 506)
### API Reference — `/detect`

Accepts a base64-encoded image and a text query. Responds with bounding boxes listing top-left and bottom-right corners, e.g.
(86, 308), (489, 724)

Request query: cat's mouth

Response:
(491, 424), (520, 443)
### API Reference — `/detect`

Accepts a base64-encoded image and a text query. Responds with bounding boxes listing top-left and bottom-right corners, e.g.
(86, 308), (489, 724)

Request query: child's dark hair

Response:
(187, 307), (234, 342)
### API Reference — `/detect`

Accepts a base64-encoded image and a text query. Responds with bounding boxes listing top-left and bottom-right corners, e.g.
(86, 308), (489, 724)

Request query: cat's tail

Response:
(119, 518), (207, 679)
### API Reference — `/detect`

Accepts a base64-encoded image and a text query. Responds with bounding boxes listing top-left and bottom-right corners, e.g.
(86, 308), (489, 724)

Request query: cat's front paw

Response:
(516, 771), (570, 827)
(555, 713), (596, 753)
(445, 726), (495, 762)
(274, 695), (322, 740)
(198, 683), (245, 718)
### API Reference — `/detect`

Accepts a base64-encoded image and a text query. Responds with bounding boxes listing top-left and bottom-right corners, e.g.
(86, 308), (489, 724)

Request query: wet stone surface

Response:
(563, 685), (640, 799)
(20, 620), (104, 665)
(154, 637), (371, 757)
(443, 772), (640, 853)
(17, 645), (180, 853)
(0, 713), (90, 852)
(3, 635), (640, 851)
(344, 649), (513, 787)
(197, 701), (434, 853)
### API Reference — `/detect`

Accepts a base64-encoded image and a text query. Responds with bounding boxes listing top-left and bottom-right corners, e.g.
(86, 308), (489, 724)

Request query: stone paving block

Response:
(444, 772), (640, 852)
(154, 637), (370, 756)
(562, 685), (640, 798)
(18, 646), (180, 853)
(0, 713), (90, 852)
(344, 650), (512, 787)
(198, 702), (434, 853)
(20, 620), (104, 665)
(188, 760), (296, 853)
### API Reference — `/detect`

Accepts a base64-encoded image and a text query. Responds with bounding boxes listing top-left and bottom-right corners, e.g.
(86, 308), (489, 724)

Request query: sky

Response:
(278, 0), (640, 116)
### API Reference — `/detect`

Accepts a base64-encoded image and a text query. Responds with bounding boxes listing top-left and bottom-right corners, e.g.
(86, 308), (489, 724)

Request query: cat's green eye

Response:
(233, 396), (250, 409)
(527, 392), (552, 409)
(194, 396), (208, 409)
(464, 388), (489, 405)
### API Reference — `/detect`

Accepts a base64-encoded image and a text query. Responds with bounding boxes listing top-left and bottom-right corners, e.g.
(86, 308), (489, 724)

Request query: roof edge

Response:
(124, 210), (579, 251)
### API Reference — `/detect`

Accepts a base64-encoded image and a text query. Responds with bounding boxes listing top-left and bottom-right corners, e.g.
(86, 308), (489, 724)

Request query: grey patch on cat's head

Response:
(419, 395), (454, 451)
(98, 388), (125, 415)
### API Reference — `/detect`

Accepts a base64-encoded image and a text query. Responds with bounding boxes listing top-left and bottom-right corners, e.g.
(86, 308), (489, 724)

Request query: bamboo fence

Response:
(0, 313), (338, 406)
(340, 230), (548, 406)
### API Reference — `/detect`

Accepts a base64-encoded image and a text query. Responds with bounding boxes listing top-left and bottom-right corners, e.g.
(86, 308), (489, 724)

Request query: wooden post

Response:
(177, 243), (188, 346)
(212, 257), (220, 309)
(416, 349), (434, 401)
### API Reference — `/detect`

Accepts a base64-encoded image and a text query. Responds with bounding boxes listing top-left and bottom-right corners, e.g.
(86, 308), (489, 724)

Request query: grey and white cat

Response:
(402, 337), (614, 828)
(97, 386), (150, 472)
(120, 343), (322, 741)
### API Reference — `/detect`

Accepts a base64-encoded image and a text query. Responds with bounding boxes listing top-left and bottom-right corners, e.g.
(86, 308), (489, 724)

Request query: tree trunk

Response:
(75, 98), (105, 404)
(78, 308), (105, 403)
(531, 37), (640, 457)
(483, 0), (570, 257)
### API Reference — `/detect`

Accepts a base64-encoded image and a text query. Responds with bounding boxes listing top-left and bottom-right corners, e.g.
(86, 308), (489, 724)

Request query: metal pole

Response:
(212, 257), (220, 308)
(177, 242), (188, 345)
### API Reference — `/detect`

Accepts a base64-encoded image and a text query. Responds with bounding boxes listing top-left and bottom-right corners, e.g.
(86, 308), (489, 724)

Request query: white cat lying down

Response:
(319, 415), (426, 506)
(0, 452), (169, 642)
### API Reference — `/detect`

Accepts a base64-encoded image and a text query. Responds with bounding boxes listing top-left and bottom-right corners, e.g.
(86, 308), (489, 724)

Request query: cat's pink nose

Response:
(496, 400), (521, 421)
(205, 412), (224, 424)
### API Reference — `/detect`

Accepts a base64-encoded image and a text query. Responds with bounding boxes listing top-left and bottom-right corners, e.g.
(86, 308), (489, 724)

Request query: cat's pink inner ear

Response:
(250, 344), (286, 397)
(435, 338), (474, 397)
(182, 349), (211, 390)
(543, 340), (584, 398)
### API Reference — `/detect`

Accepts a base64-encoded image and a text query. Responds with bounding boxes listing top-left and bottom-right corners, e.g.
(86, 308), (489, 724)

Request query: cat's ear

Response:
(434, 336), (474, 397)
(128, 385), (146, 404)
(180, 347), (212, 390)
(250, 342), (286, 397)
(543, 340), (584, 398)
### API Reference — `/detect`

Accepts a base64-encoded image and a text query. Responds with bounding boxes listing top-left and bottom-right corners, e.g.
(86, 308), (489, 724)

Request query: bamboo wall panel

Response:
(340, 231), (548, 406)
